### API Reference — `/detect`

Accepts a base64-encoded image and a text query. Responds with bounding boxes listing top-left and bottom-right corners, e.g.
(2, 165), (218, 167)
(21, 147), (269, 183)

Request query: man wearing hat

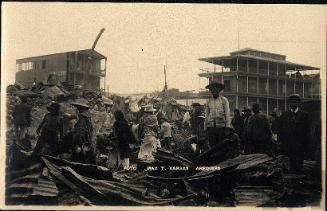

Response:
(70, 98), (94, 164)
(278, 94), (310, 173)
(138, 107), (160, 161)
(124, 99), (136, 123)
(101, 98), (115, 132)
(159, 116), (173, 150)
(241, 106), (252, 152)
(245, 103), (272, 155)
(182, 106), (192, 128)
(13, 96), (32, 143)
(32, 102), (63, 157)
(204, 82), (231, 148)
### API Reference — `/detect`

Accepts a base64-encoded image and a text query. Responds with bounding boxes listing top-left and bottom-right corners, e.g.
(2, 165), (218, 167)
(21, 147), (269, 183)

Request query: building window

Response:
(259, 98), (267, 114)
(259, 61), (268, 75)
(239, 76), (247, 93)
(16, 64), (22, 72)
(248, 77), (257, 93)
(248, 97), (258, 108)
(224, 80), (231, 92)
(42, 60), (47, 69)
(101, 59), (106, 71)
(269, 63), (277, 76)
(259, 78), (267, 94)
(269, 79), (277, 95)
(28, 62), (34, 70)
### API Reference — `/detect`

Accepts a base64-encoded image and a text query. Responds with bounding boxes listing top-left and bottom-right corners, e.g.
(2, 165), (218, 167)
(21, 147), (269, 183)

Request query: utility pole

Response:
(163, 65), (168, 98)
(88, 28), (105, 90)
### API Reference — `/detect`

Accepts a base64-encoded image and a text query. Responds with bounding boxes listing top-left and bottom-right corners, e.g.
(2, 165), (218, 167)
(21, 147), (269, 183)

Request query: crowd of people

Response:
(12, 81), (311, 174)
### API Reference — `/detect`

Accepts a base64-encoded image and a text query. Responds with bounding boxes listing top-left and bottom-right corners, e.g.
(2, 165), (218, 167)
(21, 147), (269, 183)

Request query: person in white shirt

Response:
(204, 82), (231, 148)
(182, 106), (192, 128)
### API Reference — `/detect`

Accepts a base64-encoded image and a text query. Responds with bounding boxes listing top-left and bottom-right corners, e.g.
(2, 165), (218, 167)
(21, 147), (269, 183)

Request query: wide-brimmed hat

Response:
(143, 104), (156, 113)
(288, 94), (301, 103)
(168, 101), (177, 106)
(103, 98), (114, 106)
(191, 102), (201, 107)
(242, 106), (251, 112)
(205, 82), (225, 90)
(143, 115), (158, 127)
(47, 102), (60, 113)
(71, 98), (90, 109)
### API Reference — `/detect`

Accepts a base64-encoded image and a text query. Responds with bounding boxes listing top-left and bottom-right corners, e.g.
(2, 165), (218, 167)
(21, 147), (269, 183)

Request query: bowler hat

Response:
(205, 82), (225, 90)
(252, 103), (260, 111)
(191, 102), (201, 107)
(242, 106), (251, 112)
(47, 102), (60, 113)
(288, 94), (301, 103)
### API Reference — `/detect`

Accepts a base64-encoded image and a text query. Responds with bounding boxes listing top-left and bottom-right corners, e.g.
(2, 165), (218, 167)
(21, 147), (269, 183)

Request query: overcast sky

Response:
(2, 3), (326, 94)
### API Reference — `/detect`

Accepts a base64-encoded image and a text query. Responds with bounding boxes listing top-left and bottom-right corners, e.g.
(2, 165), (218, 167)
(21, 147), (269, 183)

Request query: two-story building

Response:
(198, 48), (320, 114)
(16, 49), (107, 90)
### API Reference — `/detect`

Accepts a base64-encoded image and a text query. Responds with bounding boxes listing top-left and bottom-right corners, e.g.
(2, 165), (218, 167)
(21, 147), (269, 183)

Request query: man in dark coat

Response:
(231, 109), (244, 139)
(113, 110), (134, 169)
(241, 106), (251, 153)
(32, 102), (63, 157)
(71, 99), (94, 164)
(245, 104), (272, 155)
(13, 96), (32, 142)
(278, 94), (310, 173)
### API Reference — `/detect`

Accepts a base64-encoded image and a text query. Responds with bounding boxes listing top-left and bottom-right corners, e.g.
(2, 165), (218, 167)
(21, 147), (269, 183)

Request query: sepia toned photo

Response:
(1, 3), (326, 210)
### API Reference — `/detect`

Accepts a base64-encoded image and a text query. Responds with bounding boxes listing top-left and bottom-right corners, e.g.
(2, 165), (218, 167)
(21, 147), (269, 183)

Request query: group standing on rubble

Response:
(10, 79), (312, 174)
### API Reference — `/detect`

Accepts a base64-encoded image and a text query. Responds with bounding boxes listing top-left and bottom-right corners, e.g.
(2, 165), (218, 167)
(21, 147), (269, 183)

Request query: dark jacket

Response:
(13, 103), (32, 126)
(113, 119), (133, 159)
(278, 109), (310, 156)
(191, 109), (204, 134)
(33, 113), (63, 156)
(231, 114), (244, 137)
(246, 112), (272, 154)
(73, 111), (93, 147)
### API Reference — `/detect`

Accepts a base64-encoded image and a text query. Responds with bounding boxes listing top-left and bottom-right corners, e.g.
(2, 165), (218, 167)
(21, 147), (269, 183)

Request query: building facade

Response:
(16, 49), (107, 90)
(198, 48), (320, 115)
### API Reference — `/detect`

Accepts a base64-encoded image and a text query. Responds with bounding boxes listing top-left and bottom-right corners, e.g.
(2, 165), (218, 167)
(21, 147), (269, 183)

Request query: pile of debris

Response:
(5, 84), (322, 207)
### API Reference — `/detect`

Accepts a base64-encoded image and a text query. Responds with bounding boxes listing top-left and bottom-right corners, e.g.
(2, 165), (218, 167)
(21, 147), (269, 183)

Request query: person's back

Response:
(232, 113), (243, 137)
(247, 112), (272, 153)
(13, 102), (31, 126)
(161, 121), (172, 138)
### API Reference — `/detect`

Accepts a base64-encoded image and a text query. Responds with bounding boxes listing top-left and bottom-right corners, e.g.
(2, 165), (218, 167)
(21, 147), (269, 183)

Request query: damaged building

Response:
(16, 49), (107, 90)
(198, 48), (320, 114)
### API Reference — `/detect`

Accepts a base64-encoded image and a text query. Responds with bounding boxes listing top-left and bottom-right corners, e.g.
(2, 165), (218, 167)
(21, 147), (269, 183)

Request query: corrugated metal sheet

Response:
(31, 177), (59, 197)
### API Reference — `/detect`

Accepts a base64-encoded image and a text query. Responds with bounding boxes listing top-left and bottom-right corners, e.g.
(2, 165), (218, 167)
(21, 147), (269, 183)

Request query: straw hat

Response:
(143, 104), (156, 113)
(103, 98), (114, 106)
(205, 82), (225, 90)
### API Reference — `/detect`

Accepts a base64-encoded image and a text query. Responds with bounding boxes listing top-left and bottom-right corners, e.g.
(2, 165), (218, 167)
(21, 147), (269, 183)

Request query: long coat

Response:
(113, 119), (132, 159)
(278, 110), (310, 171)
(73, 111), (93, 146)
(13, 103), (32, 127)
(245, 113), (272, 154)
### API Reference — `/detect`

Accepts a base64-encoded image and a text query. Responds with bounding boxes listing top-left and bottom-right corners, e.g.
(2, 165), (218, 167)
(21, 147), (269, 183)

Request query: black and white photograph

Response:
(1, 3), (325, 210)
